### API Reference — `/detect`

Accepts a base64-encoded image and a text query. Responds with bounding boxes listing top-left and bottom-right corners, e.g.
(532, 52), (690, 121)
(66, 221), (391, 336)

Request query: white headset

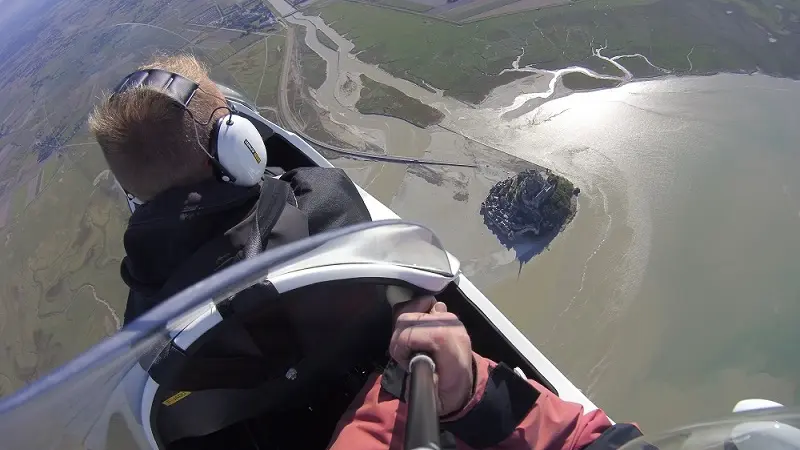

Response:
(111, 69), (268, 209)
(209, 112), (268, 187)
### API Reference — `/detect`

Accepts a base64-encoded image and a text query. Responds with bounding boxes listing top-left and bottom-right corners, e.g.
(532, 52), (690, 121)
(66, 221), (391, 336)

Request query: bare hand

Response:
(390, 297), (474, 417)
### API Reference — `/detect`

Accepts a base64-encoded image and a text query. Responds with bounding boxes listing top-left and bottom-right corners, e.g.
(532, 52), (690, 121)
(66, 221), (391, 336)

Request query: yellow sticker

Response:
(162, 391), (191, 406)
(244, 139), (262, 164)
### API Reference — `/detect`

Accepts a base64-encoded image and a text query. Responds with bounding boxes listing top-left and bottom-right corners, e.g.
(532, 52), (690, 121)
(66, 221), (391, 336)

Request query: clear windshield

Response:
(270, 221), (453, 277)
(0, 220), (453, 449)
(620, 408), (800, 450)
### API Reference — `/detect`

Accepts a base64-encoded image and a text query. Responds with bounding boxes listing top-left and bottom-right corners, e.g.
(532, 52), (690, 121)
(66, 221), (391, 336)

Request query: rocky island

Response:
(481, 170), (578, 253)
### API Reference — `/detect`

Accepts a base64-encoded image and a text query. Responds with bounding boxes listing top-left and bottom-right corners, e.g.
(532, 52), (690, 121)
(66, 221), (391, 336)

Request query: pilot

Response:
(328, 296), (643, 450)
(89, 54), (371, 325)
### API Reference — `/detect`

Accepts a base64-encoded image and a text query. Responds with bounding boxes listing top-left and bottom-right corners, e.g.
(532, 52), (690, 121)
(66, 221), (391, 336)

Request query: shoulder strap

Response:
(148, 178), (310, 391)
(156, 177), (297, 302)
(243, 177), (296, 258)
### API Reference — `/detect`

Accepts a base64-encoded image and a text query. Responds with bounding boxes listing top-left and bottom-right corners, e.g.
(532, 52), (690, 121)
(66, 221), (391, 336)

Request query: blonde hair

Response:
(89, 54), (228, 201)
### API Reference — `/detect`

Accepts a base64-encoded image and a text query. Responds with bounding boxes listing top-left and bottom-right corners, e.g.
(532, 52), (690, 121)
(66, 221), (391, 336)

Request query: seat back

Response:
(149, 282), (392, 446)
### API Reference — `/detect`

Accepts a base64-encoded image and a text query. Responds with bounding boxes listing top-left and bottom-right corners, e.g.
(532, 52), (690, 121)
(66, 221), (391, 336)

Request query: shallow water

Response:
(309, 22), (800, 427)
(289, 16), (800, 430)
(482, 73), (800, 429)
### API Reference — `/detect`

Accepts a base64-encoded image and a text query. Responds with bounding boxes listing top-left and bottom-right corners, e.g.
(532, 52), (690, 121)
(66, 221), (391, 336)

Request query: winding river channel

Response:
(284, 10), (800, 430)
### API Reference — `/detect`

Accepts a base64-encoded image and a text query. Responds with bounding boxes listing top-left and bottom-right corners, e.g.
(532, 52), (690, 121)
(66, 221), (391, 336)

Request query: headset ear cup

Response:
(215, 114), (268, 187)
(208, 118), (234, 183)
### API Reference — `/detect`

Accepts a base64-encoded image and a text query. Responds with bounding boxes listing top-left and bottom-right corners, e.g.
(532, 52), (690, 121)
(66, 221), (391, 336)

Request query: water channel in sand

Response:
(285, 9), (800, 431)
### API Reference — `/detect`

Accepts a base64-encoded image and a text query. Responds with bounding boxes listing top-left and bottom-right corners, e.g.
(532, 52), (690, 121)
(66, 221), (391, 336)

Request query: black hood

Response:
(120, 180), (260, 297)
(119, 167), (372, 325)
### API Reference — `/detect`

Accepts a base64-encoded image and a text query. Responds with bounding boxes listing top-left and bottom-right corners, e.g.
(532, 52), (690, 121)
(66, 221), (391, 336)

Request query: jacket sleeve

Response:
(327, 353), (641, 450)
(327, 372), (404, 450)
(441, 354), (642, 449)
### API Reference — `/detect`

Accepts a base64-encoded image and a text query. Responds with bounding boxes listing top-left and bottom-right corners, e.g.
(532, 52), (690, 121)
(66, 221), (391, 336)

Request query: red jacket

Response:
(328, 353), (641, 450)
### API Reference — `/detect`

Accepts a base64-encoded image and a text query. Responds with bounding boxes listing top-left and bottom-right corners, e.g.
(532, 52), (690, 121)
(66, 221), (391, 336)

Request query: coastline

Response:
(287, 7), (800, 275)
(312, 0), (800, 105)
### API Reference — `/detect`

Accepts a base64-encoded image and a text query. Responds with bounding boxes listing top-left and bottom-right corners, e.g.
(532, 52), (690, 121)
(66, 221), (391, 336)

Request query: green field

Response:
(298, 33), (328, 90)
(220, 33), (286, 109)
(352, 0), (434, 13)
(0, 149), (128, 393)
(356, 75), (445, 128)
(9, 184), (28, 218)
(317, 0), (800, 103)
(712, 0), (790, 34)
(40, 155), (60, 181)
(561, 72), (622, 91)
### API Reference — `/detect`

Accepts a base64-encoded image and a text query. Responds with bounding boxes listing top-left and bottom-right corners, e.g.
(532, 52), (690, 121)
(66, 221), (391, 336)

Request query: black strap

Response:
(113, 69), (199, 107)
(155, 236), (239, 303)
(442, 363), (539, 449)
(581, 423), (645, 450)
(147, 178), (308, 390)
(154, 177), (295, 305)
(380, 359), (407, 399)
(147, 282), (289, 391)
(148, 335), (295, 391)
(243, 177), (294, 259)
(222, 189), (308, 319)
(150, 349), (278, 391)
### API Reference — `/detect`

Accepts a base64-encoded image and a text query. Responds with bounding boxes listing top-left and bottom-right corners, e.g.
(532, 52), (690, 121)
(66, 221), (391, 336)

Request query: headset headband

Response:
(112, 69), (200, 107)
(111, 69), (241, 186)
(110, 69), (266, 212)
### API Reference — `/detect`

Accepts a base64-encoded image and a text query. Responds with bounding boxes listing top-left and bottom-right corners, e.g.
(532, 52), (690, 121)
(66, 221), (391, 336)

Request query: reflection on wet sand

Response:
(286, 12), (551, 282)
(484, 75), (800, 429)
(292, 11), (800, 431)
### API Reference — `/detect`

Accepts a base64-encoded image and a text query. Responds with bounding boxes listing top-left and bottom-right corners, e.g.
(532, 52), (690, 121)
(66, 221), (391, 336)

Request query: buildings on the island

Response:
(480, 170), (559, 243)
(189, 0), (277, 32)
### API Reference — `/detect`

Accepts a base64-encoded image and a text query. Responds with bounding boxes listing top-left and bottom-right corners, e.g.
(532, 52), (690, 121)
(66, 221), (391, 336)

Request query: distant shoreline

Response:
(315, 0), (800, 105)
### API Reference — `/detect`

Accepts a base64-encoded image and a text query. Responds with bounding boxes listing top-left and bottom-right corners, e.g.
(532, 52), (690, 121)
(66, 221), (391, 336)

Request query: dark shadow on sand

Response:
(482, 214), (558, 266)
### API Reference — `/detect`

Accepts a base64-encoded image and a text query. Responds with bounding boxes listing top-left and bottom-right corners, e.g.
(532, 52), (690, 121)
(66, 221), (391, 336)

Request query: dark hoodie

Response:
(120, 180), (261, 324)
(120, 167), (372, 325)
